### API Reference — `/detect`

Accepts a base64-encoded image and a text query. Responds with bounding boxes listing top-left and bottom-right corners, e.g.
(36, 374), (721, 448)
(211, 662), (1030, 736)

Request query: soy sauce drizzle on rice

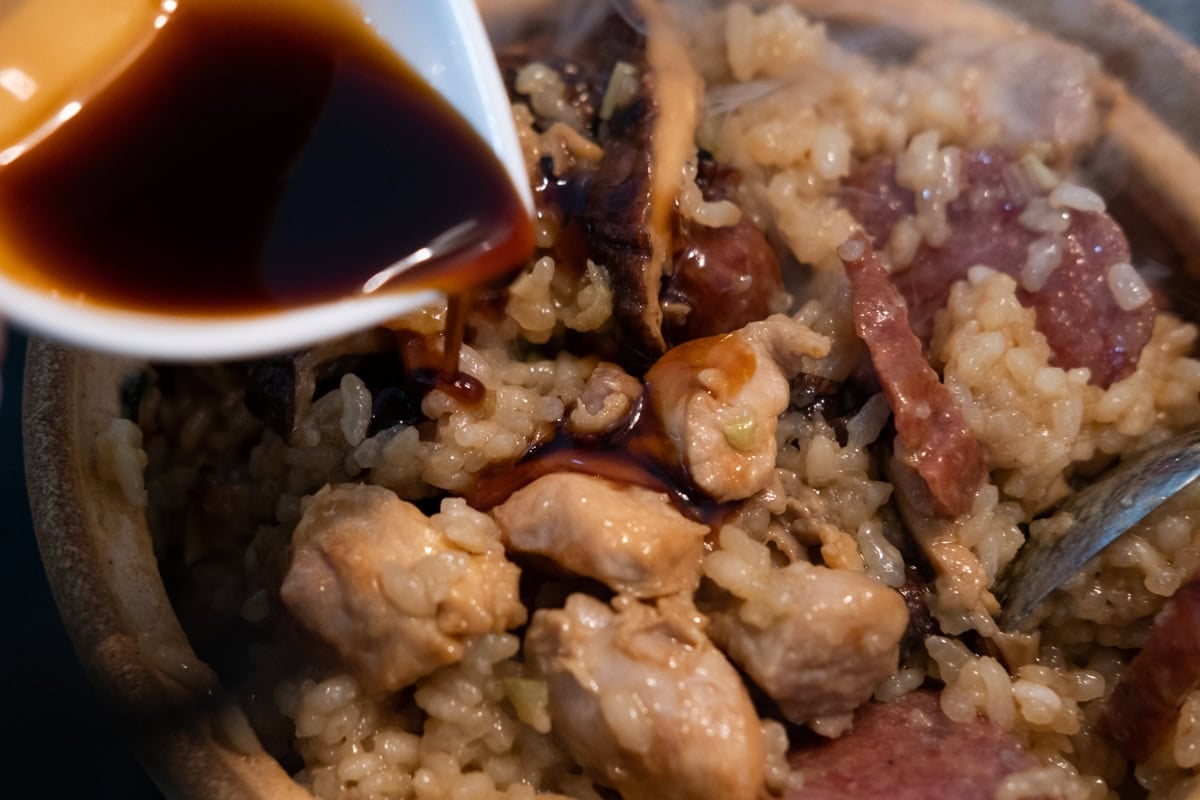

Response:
(396, 323), (487, 409)
(467, 391), (728, 526)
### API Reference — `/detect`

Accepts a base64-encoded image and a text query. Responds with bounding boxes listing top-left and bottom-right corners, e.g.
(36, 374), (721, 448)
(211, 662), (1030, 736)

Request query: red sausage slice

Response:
(841, 234), (987, 517)
(787, 690), (1036, 800)
(1101, 578), (1200, 763)
(841, 150), (1153, 388)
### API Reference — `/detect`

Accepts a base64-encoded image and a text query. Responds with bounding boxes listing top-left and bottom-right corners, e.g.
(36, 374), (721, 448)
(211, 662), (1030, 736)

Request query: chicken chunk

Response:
(492, 473), (708, 598)
(644, 314), (830, 502)
(706, 551), (907, 727)
(567, 362), (642, 437)
(526, 594), (765, 800)
(280, 485), (525, 693)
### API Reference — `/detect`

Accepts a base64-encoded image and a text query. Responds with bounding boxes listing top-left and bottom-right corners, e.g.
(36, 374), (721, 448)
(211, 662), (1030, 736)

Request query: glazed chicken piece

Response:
(707, 558), (908, 727)
(645, 314), (830, 502)
(526, 594), (765, 800)
(280, 484), (524, 693)
(492, 473), (708, 598)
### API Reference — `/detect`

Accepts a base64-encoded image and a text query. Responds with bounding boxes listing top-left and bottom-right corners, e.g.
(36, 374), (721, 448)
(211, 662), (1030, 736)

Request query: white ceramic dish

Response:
(0, 0), (531, 361)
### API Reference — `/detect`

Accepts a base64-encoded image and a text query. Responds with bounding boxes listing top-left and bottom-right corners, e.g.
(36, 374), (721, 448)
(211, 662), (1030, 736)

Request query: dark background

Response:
(2, 330), (159, 798)
(2, 4), (1197, 799)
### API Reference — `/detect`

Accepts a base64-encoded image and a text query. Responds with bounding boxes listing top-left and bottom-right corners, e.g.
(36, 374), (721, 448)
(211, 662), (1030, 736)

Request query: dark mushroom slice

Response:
(896, 564), (940, 660)
(496, 10), (642, 137)
(584, 81), (665, 361)
(584, 4), (701, 364)
(243, 328), (398, 438)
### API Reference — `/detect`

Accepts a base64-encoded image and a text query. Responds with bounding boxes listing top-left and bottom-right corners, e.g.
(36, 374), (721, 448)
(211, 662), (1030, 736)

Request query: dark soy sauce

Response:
(463, 332), (770, 520)
(0, 0), (533, 315)
(467, 393), (730, 527)
(396, 326), (486, 408)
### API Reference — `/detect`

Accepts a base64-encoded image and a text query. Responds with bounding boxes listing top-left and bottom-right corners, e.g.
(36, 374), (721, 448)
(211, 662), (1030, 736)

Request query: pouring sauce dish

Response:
(0, 0), (531, 360)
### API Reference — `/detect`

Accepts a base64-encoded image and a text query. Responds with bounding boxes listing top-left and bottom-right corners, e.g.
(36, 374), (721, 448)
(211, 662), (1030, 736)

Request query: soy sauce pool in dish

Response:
(0, 0), (533, 315)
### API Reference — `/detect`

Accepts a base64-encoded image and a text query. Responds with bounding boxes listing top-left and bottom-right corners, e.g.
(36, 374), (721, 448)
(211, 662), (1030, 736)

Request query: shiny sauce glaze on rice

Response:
(105, 3), (1200, 799)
